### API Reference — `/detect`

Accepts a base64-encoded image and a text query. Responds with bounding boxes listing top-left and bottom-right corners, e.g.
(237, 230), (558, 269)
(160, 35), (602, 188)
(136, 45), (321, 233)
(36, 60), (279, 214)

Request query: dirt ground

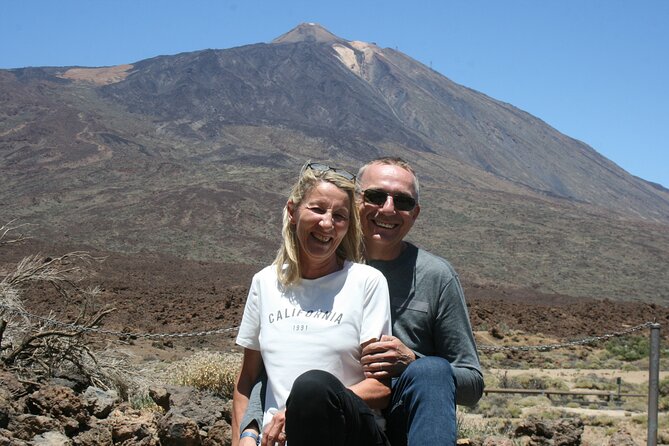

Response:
(3, 240), (667, 445)
(3, 239), (668, 354)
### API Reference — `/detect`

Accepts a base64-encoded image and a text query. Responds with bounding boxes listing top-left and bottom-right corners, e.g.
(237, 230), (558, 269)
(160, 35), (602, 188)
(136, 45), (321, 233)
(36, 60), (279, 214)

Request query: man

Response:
(357, 157), (483, 445)
(236, 157), (483, 446)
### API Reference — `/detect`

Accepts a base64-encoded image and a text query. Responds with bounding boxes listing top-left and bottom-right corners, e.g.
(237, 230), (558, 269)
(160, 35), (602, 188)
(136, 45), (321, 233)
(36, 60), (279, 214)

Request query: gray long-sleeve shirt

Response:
(368, 242), (483, 406)
(240, 242), (484, 430)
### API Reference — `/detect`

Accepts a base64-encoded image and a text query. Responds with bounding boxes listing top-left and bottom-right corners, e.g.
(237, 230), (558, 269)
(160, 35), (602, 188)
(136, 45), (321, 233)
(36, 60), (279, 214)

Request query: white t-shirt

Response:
(236, 261), (392, 429)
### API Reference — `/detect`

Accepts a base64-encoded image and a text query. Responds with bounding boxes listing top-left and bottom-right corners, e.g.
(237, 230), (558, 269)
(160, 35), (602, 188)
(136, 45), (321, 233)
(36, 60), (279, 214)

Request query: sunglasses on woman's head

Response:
(305, 162), (356, 181)
(362, 189), (417, 211)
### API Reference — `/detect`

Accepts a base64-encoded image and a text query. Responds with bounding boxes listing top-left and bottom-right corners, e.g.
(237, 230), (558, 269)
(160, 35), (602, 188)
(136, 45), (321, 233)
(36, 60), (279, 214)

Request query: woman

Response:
(233, 162), (392, 446)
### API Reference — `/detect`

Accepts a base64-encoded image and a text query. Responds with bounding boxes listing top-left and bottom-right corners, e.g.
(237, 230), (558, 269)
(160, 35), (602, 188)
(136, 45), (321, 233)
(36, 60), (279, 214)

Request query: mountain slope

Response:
(1, 23), (668, 303)
(92, 23), (669, 220)
(352, 45), (669, 219)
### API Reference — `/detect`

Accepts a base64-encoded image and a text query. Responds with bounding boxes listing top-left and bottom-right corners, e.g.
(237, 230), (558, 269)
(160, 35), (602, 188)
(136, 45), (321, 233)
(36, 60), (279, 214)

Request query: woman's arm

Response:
(348, 338), (391, 409)
(348, 376), (391, 409)
(232, 348), (263, 446)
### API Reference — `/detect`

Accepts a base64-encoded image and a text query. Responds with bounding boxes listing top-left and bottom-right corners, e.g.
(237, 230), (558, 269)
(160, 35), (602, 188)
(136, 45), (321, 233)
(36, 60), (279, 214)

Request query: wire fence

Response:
(0, 302), (656, 351)
(0, 302), (238, 339)
(477, 322), (656, 353)
(2, 303), (662, 445)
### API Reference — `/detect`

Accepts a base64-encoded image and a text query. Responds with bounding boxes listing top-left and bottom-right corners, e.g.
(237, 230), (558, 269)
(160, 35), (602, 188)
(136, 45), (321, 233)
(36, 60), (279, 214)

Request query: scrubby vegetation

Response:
(494, 371), (570, 391)
(2, 221), (666, 445)
(466, 329), (669, 444)
(604, 335), (650, 362)
(660, 376), (669, 411)
(168, 350), (242, 398)
(0, 221), (123, 393)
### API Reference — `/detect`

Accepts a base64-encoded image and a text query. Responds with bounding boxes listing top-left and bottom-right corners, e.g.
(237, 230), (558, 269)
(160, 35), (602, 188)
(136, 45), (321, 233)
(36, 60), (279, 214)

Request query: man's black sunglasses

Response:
(362, 189), (417, 211)
(305, 162), (356, 181)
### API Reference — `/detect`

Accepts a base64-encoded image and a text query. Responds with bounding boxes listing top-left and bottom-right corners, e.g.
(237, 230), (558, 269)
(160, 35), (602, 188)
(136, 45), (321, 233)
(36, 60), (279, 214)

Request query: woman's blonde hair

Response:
(274, 163), (362, 286)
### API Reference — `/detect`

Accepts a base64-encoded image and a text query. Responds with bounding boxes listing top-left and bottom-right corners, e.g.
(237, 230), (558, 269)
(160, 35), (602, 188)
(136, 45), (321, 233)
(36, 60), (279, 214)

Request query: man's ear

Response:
(411, 204), (421, 222)
(287, 200), (296, 224)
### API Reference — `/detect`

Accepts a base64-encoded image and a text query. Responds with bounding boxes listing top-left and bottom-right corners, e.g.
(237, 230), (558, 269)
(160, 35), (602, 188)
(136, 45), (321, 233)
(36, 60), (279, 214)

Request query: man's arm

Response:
(232, 348), (263, 446)
(239, 370), (265, 436)
(435, 274), (484, 406)
(239, 369), (291, 446)
(361, 331), (483, 406)
(361, 269), (483, 406)
(451, 365), (484, 407)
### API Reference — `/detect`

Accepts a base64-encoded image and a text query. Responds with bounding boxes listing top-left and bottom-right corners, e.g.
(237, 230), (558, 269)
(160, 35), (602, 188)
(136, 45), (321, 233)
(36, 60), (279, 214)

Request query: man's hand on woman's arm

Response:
(361, 334), (416, 379)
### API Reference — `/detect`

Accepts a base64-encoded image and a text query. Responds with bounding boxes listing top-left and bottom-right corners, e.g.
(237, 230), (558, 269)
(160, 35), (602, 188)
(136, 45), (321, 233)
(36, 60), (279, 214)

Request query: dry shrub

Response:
(456, 412), (512, 440)
(169, 351), (242, 398)
(573, 373), (617, 391)
(659, 376), (669, 411)
(658, 415), (669, 444)
(473, 394), (523, 418)
(491, 371), (568, 391)
(516, 395), (552, 409)
(587, 415), (617, 427)
(513, 373), (569, 391)
(659, 431), (669, 444)
(1, 221), (121, 391)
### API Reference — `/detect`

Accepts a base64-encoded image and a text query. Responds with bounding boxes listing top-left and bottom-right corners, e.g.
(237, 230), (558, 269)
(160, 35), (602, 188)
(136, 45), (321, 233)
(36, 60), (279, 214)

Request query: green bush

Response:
(130, 392), (163, 412)
(604, 336), (649, 362)
(490, 352), (506, 365)
(659, 376), (669, 410)
(659, 376), (669, 397)
(631, 414), (647, 426)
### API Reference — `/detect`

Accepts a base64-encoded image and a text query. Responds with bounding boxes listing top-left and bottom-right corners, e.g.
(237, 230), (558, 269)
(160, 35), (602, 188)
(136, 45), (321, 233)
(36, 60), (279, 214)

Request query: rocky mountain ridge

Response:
(1, 23), (668, 303)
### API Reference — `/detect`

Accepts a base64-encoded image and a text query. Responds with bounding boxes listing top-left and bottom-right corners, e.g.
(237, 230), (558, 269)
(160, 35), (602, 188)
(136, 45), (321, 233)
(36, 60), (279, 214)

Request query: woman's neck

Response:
(300, 257), (343, 279)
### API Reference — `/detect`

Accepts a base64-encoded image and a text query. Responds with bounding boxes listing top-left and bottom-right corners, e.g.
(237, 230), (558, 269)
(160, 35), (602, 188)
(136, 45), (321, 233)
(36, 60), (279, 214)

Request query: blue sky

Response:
(2, 0), (667, 187)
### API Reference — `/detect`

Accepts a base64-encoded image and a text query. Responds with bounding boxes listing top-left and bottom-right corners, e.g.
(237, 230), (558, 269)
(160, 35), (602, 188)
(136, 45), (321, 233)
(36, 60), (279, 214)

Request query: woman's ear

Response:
(287, 200), (296, 224)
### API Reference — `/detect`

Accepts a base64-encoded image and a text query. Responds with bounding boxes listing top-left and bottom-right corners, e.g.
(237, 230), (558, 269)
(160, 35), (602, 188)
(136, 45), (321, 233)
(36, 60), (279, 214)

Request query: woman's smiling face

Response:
(288, 181), (351, 279)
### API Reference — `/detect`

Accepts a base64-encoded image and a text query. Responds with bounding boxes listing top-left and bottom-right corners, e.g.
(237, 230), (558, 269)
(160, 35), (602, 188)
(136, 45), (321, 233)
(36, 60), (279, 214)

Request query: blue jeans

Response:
(384, 356), (457, 446)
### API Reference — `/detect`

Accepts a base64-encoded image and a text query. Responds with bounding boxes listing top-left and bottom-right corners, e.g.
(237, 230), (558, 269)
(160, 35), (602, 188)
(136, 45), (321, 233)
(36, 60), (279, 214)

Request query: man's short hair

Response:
(357, 157), (420, 202)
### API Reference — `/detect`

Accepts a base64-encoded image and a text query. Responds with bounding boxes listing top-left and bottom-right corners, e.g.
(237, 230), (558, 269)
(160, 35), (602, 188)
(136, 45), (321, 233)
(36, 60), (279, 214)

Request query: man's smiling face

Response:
(358, 163), (420, 260)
